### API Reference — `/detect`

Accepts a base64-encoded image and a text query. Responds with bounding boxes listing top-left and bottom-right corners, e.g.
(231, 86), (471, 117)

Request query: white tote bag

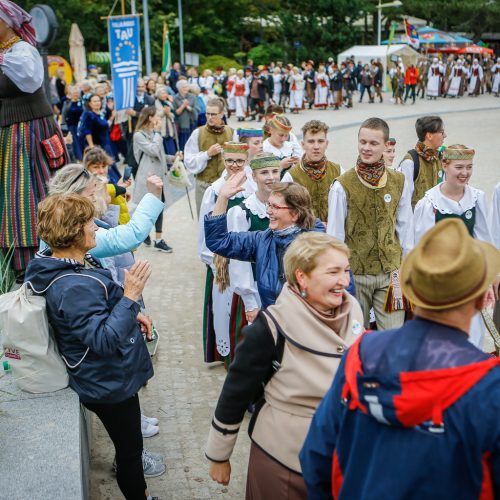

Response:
(168, 157), (192, 188)
(0, 274), (104, 393)
(0, 283), (69, 393)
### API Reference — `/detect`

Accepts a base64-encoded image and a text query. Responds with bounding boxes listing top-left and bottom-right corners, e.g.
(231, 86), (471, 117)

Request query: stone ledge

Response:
(0, 373), (91, 499)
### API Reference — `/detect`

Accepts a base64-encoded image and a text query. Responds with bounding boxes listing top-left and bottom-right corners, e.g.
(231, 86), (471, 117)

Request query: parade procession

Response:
(0, 0), (500, 499)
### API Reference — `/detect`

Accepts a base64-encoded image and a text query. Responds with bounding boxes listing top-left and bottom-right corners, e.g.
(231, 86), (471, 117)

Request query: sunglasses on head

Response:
(70, 168), (91, 187)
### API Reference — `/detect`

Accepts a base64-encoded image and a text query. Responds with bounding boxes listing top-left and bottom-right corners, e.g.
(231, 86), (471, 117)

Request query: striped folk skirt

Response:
(0, 116), (68, 271)
(202, 266), (223, 363)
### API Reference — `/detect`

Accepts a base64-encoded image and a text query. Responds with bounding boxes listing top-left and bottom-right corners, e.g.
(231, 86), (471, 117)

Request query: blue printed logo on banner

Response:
(108, 15), (141, 111)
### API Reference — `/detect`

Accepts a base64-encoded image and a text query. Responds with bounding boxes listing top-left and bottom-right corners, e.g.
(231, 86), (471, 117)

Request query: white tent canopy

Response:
(338, 45), (420, 91)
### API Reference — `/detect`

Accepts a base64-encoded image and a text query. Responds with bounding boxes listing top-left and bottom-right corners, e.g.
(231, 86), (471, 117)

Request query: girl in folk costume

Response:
(198, 143), (255, 362)
(223, 153), (283, 365)
(0, 0), (69, 273)
(414, 145), (495, 348)
(492, 57), (500, 97)
(383, 138), (397, 168)
(447, 60), (466, 97)
(263, 115), (302, 179)
(426, 58), (443, 99)
(230, 70), (249, 122)
(200, 69), (215, 103)
(226, 68), (237, 115)
(314, 65), (330, 109)
(468, 59), (484, 97)
(289, 66), (305, 113)
(271, 67), (283, 105)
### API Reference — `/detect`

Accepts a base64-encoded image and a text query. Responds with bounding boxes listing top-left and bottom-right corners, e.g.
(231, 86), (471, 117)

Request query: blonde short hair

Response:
(284, 232), (350, 288)
(37, 193), (95, 249)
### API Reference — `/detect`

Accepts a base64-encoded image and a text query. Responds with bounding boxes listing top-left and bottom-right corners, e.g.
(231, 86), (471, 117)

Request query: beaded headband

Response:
(268, 115), (292, 133)
(222, 142), (249, 155)
(237, 128), (264, 138)
(387, 138), (396, 145)
(250, 152), (281, 170)
(442, 148), (475, 161)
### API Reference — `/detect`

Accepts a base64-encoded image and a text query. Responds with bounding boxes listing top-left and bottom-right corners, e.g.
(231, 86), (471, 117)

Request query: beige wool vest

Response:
(196, 125), (234, 183)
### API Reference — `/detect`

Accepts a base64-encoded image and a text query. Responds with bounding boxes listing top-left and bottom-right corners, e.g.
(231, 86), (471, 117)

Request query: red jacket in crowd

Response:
(404, 65), (419, 85)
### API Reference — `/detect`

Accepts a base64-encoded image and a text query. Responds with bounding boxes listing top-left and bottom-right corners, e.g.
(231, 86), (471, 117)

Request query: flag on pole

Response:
(387, 22), (396, 50)
(108, 16), (141, 111)
(404, 19), (420, 49)
(162, 23), (171, 73)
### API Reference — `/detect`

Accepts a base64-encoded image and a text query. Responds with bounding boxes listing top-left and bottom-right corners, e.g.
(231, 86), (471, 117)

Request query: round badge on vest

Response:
(384, 194), (392, 203)
(352, 320), (362, 335)
(465, 210), (473, 220)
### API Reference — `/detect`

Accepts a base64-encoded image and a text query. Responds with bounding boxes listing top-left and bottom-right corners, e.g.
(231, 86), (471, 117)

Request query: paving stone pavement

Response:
(90, 94), (500, 500)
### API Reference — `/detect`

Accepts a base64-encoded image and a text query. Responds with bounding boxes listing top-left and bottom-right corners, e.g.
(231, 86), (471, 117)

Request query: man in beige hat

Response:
(301, 218), (500, 499)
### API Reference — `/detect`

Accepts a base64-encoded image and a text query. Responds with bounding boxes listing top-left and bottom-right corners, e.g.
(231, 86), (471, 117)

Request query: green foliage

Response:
(0, 245), (15, 295)
(23, 0), (499, 74)
(247, 43), (285, 65)
(199, 55), (241, 72)
(402, 0), (500, 39)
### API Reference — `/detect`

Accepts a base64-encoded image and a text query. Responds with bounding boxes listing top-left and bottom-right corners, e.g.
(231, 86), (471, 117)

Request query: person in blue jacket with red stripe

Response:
(300, 218), (500, 500)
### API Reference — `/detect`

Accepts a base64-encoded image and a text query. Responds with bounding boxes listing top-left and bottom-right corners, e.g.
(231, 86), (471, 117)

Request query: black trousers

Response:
(155, 191), (166, 234)
(404, 84), (416, 103)
(84, 394), (146, 500)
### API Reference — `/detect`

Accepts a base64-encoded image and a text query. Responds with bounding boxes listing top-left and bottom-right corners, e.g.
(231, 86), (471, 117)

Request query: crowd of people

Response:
(1, 1), (500, 499)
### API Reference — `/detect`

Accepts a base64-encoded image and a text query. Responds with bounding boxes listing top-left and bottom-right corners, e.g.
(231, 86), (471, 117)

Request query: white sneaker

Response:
(141, 419), (159, 438)
(141, 413), (159, 426)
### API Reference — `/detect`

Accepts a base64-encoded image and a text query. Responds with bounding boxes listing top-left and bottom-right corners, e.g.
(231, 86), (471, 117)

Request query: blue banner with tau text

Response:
(108, 15), (141, 111)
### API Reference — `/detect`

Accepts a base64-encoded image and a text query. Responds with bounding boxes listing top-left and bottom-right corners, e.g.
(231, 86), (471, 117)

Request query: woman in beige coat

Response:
(206, 232), (365, 499)
(132, 106), (175, 251)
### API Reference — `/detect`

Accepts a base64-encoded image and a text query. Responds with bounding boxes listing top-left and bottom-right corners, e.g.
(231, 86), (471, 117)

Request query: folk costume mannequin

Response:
(288, 120), (342, 224)
(198, 142), (254, 363)
(327, 118), (414, 330)
(184, 97), (233, 215)
(0, 0), (69, 273)
(414, 145), (494, 348)
(397, 115), (446, 210)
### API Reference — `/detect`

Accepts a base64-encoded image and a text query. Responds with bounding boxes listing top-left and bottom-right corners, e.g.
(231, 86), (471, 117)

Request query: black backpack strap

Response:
(409, 149), (420, 182)
(261, 310), (285, 372)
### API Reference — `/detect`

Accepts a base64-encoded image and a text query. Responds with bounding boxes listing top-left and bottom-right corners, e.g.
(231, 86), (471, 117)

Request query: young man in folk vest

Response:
(327, 117), (414, 330)
(184, 97), (234, 215)
(288, 120), (342, 225)
(397, 115), (446, 210)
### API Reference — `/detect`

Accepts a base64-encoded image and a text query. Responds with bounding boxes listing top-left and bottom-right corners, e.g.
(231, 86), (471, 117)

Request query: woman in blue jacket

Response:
(25, 193), (161, 500)
(47, 163), (164, 259)
(205, 176), (323, 308)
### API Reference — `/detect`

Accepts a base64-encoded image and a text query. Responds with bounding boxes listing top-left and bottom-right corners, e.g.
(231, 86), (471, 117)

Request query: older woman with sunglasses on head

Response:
(47, 164), (164, 259)
(206, 232), (364, 499)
